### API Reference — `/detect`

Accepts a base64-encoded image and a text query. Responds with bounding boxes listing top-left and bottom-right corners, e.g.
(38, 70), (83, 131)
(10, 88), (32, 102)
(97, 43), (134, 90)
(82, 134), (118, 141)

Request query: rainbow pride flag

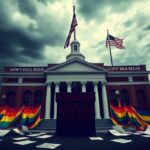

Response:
(110, 104), (149, 131)
(21, 105), (41, 129)
(137, 110), (150, 124)
(0, 107), (23, 129)
(0, 105), (41, 129)
(0, 107), (5, 120)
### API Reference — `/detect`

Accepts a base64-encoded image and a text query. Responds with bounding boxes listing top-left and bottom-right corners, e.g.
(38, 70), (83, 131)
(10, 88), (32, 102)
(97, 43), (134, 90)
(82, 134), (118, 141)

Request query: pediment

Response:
(45, 59), (107, 73)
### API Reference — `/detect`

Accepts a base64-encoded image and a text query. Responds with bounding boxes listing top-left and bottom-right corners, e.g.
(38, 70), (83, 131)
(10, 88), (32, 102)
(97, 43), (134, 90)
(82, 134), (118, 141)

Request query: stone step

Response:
(33, 119), (113, 131)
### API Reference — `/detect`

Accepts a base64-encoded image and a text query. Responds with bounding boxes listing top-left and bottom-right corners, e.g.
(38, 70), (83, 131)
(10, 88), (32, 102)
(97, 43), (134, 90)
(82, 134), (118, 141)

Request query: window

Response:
(136, 89), (147, 109)
(120, 90), (130, 106)
(23, 90), (32, 106)
(109, 89), (118, 106)
(74, 45), (78, 51)
(34, 90), (42, 106)
(6, 91), (16, 107)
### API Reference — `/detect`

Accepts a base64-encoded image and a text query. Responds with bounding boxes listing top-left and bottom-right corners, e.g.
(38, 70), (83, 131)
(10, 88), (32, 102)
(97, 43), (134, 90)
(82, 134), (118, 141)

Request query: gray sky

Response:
(0, 0), (150, 72)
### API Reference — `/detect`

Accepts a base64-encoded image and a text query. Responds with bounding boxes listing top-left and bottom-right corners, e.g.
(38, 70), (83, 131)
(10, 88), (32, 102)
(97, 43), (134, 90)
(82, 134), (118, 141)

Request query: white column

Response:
(67, 82), (72, 93)
(45, 82), (51, 119)
(102, 81), (110, 119)
(94, 82), (101, 119)
(81, 82), (86, 92)
(54, 82), (59, 119)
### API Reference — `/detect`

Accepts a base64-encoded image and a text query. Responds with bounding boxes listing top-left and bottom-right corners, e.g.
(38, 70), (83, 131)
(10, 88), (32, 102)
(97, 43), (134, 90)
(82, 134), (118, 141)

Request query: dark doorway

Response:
(6, 91), (16, 107)
(120, 89), (130, 106)
(23, 90), (32, 106)
(34, 90), (42, 106)
(56, 93), (96, 136)
(136, 89), (147, 110)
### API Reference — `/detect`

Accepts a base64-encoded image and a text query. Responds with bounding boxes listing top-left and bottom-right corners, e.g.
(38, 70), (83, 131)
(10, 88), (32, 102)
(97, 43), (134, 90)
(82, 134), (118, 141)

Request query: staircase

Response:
(33, 119), (113, 133)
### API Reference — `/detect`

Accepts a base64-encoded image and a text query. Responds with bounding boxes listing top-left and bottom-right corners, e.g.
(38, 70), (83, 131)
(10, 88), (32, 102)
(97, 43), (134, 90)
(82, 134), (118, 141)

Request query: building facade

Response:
(0, 40), (150, 121)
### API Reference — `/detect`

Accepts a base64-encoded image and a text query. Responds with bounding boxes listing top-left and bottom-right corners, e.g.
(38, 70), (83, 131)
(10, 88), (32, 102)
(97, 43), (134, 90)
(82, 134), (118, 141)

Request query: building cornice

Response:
(1, 83), (46, 86)
(107, 81), (150, 85)
(108, 71), (149, 75)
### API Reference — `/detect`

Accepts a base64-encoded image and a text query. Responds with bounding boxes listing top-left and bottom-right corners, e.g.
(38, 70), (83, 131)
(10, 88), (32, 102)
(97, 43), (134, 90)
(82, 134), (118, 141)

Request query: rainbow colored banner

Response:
(0, 107), (23, 129)
(0, 106), (41, 129)
(21, 106), (41, 129)
(0, 107), (5, 120)
(110, 105), (149, 131)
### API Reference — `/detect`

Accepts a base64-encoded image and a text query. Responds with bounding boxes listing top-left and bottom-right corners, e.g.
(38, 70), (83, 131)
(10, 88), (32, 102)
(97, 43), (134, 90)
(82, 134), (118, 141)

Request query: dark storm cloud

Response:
(17, 0), (38, 18)
(0, 0), (66, 73)
(38, 0), (56, 5)
(77, 0), (140, 21)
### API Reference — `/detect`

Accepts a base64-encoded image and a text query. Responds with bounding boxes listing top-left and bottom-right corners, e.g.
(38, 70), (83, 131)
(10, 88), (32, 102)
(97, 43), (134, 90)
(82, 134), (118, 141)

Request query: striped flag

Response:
(64, 13), (78, 48)
(106, 34), (125, 49)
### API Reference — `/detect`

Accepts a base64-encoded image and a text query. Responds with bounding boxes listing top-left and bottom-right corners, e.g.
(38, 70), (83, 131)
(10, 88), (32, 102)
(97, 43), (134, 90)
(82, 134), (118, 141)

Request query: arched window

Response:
(6, 91), (16, 107)
(136, 89), (147, 109)
(34, 90), (42, 106)
(120, 89), (130, 106)
(109, 89), (118, 106)
(23, 90), (32, 106)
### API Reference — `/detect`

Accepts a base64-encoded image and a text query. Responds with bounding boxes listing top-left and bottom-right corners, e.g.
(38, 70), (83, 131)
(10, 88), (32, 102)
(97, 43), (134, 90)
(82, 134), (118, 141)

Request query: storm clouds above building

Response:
(0, 0), (150, 72)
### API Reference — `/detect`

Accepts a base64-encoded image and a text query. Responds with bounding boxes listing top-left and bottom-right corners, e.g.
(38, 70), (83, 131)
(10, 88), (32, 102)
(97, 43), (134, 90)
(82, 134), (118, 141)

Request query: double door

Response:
(56, 93), (95, 136)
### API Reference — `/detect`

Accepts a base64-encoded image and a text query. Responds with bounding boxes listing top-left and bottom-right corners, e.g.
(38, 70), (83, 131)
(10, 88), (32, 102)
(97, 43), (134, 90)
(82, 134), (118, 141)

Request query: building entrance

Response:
(56, 93), (96, 136)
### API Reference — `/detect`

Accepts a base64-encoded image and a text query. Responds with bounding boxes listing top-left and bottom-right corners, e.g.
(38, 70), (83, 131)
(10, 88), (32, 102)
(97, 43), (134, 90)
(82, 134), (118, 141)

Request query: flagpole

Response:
(107, 29), (113, 66)
(73, 5), (76, 40)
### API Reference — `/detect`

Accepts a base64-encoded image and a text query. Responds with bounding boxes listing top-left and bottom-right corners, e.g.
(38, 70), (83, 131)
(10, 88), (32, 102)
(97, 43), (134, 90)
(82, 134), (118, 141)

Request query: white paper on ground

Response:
(22, 125), (31, 134)
(13, 137), (29, 141)
(111, 138), (132, 144)
(89, 137), (103, 140)
(144, 125), (150, 135)
(36, 135), (53, 139)
(109, 130), (130, 136)
(113, 125), (132, 134)
(28, 133), (46, 137)
(0, 129), (10, 137)
(13, 140), (36, 145)
(113, 125), (126, 133)
(132, 132), (144, 135)
(36, 143), (61, 149)
(142, 134), (150, 137)
(13, 128), (24, 135)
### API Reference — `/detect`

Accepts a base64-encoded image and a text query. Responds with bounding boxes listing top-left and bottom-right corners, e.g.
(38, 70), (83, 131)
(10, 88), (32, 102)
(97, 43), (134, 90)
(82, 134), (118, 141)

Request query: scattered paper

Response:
(22, 125), (31, 134)
(13, 128), (24, 135)
(113, 125), (126, 133)
(132, 132), (143, 135)
(143, 125), (150, 135)
(113, 125), (132, 134)
(0, 129), (10, 137)
(14, 140), (36, 145)
(13, 137), (29, 141)
(36, 143), (61, 149)
(142, 134), (150, 138)
(28, 133), (46, 137)
(111, 138), (132, 144)
(36, 135), (53, 139)
(89, 137), (103, 140)
(109, 130), (130, 136)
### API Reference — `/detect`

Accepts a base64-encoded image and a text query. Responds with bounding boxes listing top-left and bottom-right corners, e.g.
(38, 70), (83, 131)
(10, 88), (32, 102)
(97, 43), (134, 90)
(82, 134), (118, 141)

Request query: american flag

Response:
(64, 13), (78, 48)
(106, 34), (125, 49)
